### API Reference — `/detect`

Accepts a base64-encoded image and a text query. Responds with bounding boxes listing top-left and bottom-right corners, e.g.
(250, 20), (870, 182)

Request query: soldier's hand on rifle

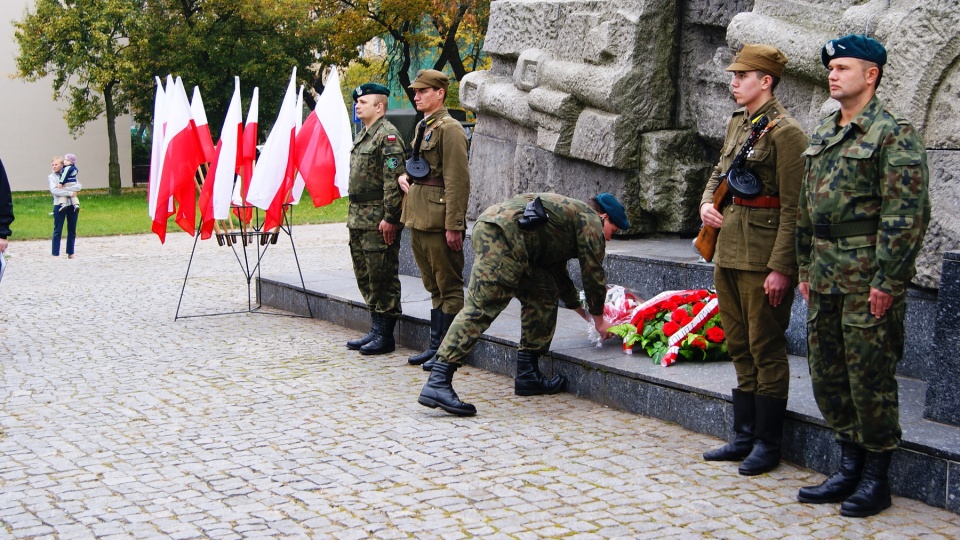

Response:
(700, 202), (723, 228)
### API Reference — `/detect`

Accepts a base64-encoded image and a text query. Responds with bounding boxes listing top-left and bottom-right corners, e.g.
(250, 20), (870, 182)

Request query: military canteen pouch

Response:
(517, 196), (548, 230)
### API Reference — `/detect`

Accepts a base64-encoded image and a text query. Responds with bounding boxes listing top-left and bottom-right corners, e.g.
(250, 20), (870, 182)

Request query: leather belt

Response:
(813, 219), (879, 240)
(732, 195), (780, 209)
(348, 191), (383, 203)
(414, 177), (444, 187)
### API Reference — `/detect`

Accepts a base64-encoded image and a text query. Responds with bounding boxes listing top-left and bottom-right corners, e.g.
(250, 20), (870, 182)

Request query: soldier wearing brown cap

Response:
(398, 69), (471, 368)
(698, 44), (808, 475)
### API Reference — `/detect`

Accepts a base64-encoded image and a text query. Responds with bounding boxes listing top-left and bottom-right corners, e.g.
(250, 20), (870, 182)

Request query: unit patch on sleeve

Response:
(386, 157), (400, 170)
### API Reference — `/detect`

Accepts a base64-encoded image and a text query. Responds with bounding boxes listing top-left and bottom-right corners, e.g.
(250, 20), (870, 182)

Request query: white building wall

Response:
(0, 0), (132, 192)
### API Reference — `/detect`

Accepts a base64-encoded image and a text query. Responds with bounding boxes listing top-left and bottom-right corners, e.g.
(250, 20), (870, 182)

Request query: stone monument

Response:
(461, 0), (960, 289)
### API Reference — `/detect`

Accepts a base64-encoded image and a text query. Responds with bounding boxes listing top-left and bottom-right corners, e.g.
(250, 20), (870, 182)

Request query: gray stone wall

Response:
(462, 0), (960, 289)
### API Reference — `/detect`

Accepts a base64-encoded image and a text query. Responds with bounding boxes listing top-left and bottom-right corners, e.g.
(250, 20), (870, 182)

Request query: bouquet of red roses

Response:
(607, 289), (729, 366)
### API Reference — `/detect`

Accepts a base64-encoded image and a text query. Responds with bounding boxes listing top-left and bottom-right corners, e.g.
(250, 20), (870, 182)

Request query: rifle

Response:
(694, 176), (729, 262)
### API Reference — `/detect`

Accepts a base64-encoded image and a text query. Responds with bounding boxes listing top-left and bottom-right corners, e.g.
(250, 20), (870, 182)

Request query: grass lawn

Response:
(11, 188), (348, 241)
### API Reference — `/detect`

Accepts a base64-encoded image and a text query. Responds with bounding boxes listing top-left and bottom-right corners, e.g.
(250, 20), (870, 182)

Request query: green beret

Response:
(595, 193), (630, 230)
(352, 83), (390, 102)
(821, 34), (887, 68)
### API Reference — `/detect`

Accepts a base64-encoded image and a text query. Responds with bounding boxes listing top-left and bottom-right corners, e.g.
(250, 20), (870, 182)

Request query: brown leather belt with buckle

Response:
(414, 177), (444, 187)
(732, 195), (780, 209)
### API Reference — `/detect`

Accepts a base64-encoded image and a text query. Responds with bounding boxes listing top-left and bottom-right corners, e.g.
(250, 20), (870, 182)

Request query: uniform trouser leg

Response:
(349, 228), (402, 317)
(713, 266), (792, 398)
(410, 228), (465, 314)
(516, 267), (560, 354)
(807, 291), (905, 452)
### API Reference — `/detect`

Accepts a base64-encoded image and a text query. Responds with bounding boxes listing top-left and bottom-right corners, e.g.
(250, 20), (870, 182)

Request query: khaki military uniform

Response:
(700, 97), (808, 399)
(401, 108), (470, 314)
(797, 95), (930, 452)
(435, 193), (608, 366)
(348, 117), (406, 317)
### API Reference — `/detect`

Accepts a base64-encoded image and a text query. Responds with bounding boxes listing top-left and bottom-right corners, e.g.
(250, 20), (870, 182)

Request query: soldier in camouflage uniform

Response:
(345, 83), (407, 356)
(397, 69), (471, 368)
(795, 35), (930, 518)
(417, 193), (630, 416)
(699, 44), (808, 477)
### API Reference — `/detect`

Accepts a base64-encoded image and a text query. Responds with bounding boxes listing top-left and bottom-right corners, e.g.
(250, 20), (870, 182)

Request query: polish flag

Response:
(290, 84), (307, 204)
(295, 66), (351, 207)
(190, 86), (217, 164)
(147, 76), (168, 230)
(247, 67), (298, 231)
(234, 87), (259, 223)
(157, 76), (205, 240)
(199, 77), (243, 239)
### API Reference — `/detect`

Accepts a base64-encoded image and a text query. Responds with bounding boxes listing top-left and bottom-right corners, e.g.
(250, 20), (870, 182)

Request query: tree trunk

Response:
(104, 81), (122, 196)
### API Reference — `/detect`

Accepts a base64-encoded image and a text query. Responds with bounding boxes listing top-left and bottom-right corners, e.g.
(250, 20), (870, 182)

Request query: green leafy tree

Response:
(14, 0), (142, 195)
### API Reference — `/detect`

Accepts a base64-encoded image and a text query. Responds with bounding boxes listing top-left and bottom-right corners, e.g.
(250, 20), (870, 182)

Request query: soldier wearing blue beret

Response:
(796, 35), (930, 517)
(345, 82), (408, 355)
(417, 192), (628, 416)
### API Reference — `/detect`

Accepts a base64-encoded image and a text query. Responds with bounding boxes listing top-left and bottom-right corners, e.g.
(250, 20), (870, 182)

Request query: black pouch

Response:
(517, 196), (548, 230)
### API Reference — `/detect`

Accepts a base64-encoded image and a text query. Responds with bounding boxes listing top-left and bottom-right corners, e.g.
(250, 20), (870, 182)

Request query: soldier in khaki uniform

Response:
(345, 83), (407, 355)
(417, 193), (629, 417)
(699, 45), (808, 475)
(796, 35), (930, 518)
(398, 69), (470, 368)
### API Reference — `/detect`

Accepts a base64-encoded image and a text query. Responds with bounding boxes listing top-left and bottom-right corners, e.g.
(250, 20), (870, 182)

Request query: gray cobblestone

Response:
(2, 225), (960, 537)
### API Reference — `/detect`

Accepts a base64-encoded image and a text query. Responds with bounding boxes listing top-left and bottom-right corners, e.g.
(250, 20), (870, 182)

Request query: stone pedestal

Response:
(924, 251), (960, 424)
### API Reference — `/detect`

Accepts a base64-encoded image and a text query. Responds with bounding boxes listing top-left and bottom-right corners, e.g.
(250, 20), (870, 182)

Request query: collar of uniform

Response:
(737, 97), (781, 127)
(845, 94), (883, 134)
(424, 107), (449, 126)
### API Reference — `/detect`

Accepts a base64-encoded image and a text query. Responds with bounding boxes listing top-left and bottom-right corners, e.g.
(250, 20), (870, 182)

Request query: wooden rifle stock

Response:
(694, 176), (730, 262)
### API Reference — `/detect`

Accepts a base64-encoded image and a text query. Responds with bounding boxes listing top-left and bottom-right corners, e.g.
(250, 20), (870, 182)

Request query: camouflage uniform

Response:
(400, 108), (470, 314)
(700, 97), (808, 399)
(797, 95), (931, 452)
(435, 193), (608, 366)
(348, 117), (406, 317)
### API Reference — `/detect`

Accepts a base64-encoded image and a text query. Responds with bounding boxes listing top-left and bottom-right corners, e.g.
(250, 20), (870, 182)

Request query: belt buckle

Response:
(813, 223), (831, 239)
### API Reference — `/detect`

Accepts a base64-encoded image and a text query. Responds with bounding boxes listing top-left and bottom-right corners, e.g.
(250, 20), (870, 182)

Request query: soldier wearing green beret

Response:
(417, 192), (628, 417)
(699, 44), (808, 476)
(345, 82), (408, 355)
(398, 69), (471, 368)
(796, 34), (930, 518)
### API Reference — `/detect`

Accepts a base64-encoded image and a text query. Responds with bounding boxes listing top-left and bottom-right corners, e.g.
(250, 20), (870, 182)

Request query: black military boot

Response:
(360, 315), (397, 355)
(840, 451), (893, 517)
(704, 389), (755, 461)
(514, 351), (566, 396)
(739, 394), (787, 476)
(346, 313), (379, 351)
(797, 440), (866, 504)
(418, 362), (477, 416)
(421, 311), (457, 371)
(409, 309), (442, 365)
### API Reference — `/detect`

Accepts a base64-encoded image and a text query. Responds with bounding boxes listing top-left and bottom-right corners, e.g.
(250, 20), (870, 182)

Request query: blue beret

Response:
(821, 34), (887, 68)
(595, 193), (630, 230)
(352, 83), (390, 102)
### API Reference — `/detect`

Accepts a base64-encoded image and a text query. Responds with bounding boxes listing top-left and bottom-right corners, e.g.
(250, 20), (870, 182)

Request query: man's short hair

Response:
(755, 71), (781, 93)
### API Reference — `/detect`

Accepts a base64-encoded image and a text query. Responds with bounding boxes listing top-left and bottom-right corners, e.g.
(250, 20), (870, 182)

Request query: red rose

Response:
(662, 322), (681, 336)
(663, 301), (679, 311)
(671, 308), (690, 325)
(706, 327), (725, 343)
(690, 302), (705, 315)
(689, 336), (708, 350)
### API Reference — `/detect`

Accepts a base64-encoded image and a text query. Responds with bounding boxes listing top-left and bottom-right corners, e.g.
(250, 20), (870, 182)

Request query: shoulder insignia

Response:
(387, 134), (397, 142)
(386, 157), (400, 170)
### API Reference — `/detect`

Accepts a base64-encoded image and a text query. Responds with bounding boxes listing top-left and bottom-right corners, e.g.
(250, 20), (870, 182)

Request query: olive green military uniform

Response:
(400, 108), (470, 314)
(797, 95), (930, 452)
(348, 117), (406, 317)
(435, 193), (608, 366)
(700, 97), (808, 399)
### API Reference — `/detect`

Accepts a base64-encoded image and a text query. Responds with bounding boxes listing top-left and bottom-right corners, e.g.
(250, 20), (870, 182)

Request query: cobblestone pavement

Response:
(2, 224), (960, 539)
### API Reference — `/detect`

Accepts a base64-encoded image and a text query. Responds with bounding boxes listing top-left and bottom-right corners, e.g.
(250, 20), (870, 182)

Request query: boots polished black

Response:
(704, 389), (755, 461)
(514, 351), (565, 396)
(797, 441), (866, 504)
(360, 314), (397, 355)
(421, 311), (457, 371)
(418, 362), (477, 416)
(409, 309), (442, 365)
(840, 451), (893, 517)
(347, 313), (379, 350)
(739, 394), (787, 476)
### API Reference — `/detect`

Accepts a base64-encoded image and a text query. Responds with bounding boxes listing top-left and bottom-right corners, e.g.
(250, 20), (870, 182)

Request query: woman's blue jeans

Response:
(52, 205), (78, 256)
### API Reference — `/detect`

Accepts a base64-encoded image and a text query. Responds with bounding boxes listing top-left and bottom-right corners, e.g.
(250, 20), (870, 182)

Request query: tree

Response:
(14, 0), (142, 196)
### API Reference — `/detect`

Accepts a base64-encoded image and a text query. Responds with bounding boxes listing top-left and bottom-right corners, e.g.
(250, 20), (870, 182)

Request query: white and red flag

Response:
(295, 66), (351, 207)
(147, 76), (168, 235)
(247, 67), (299, 231)
(190, 86), (217, 164)
(234, 86), (259, 223)
(155, 76), (205, 241)
(199, 77), (243, 240)
(290, 84), (307, 204)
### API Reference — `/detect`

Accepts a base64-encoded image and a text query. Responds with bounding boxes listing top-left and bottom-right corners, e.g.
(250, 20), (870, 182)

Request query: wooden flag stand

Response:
(174, 203), (315, 320)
